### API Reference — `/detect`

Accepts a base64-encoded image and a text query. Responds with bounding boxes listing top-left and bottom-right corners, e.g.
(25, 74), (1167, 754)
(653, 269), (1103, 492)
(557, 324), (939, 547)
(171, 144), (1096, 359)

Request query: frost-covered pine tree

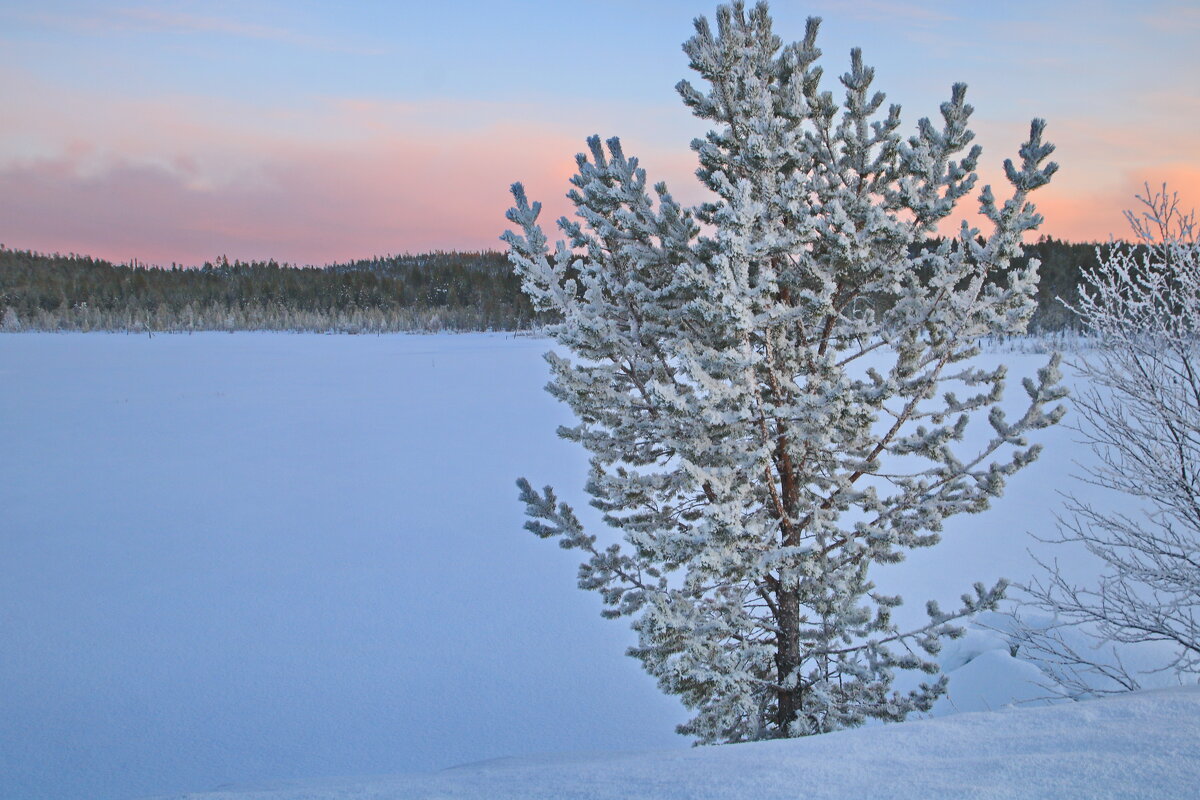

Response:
(503, 1), (1065, 743)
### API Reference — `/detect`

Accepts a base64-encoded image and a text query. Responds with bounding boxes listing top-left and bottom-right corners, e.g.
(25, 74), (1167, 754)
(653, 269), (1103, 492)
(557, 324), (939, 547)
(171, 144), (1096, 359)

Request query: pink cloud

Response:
(8, 137), (1192, 267)
(0, 125), (593, 266)
(0, 72), (705, 265)
(3, 71), (1194, 267)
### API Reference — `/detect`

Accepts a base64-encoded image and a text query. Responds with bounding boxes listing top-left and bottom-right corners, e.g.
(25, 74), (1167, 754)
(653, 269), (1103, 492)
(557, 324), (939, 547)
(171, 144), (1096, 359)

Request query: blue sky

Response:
(1, 0), (1196, 264)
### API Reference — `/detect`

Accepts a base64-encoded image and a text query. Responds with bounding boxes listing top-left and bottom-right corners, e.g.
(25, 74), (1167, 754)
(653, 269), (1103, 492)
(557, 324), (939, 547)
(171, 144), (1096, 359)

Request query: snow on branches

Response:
(504, 1), (1064, 743)
(1016, 186), (1200, 696)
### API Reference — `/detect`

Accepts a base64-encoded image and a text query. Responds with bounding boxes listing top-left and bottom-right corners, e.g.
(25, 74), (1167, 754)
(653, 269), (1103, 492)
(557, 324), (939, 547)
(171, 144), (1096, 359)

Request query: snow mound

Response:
(145, 687), (1200, 800)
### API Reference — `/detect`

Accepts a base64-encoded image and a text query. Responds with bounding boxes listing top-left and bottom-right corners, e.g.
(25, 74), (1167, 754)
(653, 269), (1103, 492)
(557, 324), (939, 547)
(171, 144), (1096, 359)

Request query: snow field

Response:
(148, 687), (1200, 800)
(0, 332), (1181, 799)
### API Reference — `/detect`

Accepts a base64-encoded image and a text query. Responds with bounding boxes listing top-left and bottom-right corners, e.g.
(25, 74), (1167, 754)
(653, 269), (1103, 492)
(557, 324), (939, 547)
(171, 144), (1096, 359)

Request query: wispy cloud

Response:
(1141, 3), (1200, 32)
(1, 30), (1194, 266)
(0, 132), (582, 265)
(9, 110), (1185, 266)
(0, 80), (632, 264)
(834, 0), (958, 24)
(7, 5), (382, 54)
(121, 7), (331, 46)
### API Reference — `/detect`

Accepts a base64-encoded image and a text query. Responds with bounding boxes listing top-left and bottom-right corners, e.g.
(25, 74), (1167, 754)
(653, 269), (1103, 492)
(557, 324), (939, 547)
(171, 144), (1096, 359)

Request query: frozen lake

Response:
(0, 333), (1099, 799)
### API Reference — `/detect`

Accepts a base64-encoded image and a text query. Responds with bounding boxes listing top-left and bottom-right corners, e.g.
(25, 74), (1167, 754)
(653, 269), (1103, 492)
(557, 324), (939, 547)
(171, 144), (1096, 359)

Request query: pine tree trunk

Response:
(773, 421), (803, 734)
(774, 591), (802, 733)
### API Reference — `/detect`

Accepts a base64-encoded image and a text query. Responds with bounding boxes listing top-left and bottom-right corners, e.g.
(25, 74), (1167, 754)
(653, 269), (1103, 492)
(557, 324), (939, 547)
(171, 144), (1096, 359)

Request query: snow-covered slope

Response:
(144, 688), (1200, 800)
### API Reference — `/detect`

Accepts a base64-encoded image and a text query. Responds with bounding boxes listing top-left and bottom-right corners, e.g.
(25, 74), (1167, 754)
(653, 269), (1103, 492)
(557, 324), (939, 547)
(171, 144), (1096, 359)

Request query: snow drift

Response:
(145, 687), (1200, 800)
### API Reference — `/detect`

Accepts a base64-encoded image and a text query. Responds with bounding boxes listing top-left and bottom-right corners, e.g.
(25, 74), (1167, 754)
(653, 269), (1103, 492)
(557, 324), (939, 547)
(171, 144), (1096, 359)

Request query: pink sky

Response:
(1, 1), (1197, 266)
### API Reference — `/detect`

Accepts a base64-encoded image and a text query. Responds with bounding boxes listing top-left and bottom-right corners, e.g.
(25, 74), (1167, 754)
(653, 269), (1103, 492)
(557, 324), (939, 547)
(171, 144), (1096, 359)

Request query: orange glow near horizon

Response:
(3, 137), (1193, 267)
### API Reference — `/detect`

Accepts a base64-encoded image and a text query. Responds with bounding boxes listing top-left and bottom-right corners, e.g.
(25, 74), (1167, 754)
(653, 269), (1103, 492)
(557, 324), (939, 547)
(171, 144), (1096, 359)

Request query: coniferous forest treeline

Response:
(0, 239), (1109, 333)
(0, 249), (536, 332)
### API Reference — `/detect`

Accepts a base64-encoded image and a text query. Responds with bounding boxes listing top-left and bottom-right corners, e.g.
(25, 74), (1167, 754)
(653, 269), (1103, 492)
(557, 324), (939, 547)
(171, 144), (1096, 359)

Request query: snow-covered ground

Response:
(0, 333), (1187, 799)
(144, 687), (1200, 800)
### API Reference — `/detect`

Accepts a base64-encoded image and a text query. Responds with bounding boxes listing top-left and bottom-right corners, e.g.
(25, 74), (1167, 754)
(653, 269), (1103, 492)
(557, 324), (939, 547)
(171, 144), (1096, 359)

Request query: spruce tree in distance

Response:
(503, 1), (1065, 743)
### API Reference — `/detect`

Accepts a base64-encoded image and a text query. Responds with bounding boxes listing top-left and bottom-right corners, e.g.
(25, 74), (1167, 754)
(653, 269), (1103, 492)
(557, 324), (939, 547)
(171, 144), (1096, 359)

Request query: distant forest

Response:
(0, 250), (537, 333)
(0, 239), (1108, 333)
